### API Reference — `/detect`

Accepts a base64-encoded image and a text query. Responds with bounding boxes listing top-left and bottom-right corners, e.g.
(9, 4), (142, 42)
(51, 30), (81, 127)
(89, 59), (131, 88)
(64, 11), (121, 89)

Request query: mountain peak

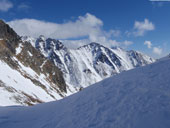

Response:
(0, 19), (19, 41)
(0, 20), (5, 25)
(0, 19), (21, 54)
(78, 42), (103, 50)
(38, 35), (46, 41)
(89, 42), (101, 46)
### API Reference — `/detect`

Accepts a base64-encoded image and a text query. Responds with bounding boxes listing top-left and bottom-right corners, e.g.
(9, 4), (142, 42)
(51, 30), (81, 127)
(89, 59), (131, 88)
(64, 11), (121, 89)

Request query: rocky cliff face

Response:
(16, 41), (66, 92)
(0, 20), (67, 106)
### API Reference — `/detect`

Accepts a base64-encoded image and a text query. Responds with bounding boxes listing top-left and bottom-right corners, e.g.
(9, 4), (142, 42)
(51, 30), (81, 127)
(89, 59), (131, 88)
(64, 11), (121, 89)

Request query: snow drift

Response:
(0, 56), (170, 128)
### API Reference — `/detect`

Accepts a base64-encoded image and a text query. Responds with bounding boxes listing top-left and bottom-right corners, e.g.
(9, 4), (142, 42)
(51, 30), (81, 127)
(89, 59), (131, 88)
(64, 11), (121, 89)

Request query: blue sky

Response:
(0, 0), (170, 58)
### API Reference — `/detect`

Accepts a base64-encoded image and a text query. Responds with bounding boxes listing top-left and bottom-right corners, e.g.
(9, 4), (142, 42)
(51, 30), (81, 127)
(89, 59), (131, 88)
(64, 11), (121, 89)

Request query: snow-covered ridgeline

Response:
(22, 36), (155, 89)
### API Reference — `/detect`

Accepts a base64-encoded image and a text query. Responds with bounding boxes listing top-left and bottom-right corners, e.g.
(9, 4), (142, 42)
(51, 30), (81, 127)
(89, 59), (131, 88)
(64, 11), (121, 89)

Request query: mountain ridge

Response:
(0, 20), (67, 106)
(22, 35), (155, 89)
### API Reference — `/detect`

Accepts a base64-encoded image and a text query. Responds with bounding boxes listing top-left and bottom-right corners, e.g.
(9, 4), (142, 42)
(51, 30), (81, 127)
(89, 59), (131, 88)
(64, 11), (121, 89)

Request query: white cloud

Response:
(7, 13), (130, 48)
(144, 40), (163, 56)
(7, 13), (103, 39)
(153, 47), (162, 55)
(144, 41), (152, 48)
(108, 40), (133, 48)
(0, 0), (13, 12)
(125, 30), (131, 37)
(123, 40), (133, 46)
(108, 30), (121, 37)
(133, 19), (155, 36)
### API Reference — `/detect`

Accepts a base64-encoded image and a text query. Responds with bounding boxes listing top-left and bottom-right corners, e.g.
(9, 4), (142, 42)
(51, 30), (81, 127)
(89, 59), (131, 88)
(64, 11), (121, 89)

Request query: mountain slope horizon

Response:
(0, 54), (170, 128)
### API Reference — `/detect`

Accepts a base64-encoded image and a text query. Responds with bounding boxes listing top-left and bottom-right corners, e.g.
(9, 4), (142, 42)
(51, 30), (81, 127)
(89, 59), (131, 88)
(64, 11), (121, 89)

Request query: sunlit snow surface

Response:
(0, 57), (170, 128)
(0, 58), (63, 106)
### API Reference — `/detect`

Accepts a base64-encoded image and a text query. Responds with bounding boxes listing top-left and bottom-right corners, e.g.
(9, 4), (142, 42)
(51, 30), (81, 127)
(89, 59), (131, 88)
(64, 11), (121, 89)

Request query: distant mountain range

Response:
(0, 20), (155, 106)
(23, 35), (155, 89)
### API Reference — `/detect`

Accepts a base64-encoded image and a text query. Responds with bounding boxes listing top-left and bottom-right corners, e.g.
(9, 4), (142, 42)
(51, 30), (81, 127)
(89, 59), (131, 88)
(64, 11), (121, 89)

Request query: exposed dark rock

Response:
(0, 39), (19, 69)
(0, 20), (20, 51)
(83, 69), (92, 74)
(16, 41), (66, 92)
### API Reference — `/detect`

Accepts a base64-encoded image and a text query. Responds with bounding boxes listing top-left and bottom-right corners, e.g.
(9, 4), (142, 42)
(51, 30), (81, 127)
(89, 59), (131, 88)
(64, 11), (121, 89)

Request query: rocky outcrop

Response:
(16, 41), (66, 92)
(0, 20), (19, 53)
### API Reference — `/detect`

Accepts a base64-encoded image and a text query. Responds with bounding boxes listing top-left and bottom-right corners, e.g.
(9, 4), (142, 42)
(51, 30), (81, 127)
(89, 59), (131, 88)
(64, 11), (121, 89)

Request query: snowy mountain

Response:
(0, 20), (155, 106)
(0, 54), (170, 128)
(0, 20), (68, 106)
(22, 36), (155, 89)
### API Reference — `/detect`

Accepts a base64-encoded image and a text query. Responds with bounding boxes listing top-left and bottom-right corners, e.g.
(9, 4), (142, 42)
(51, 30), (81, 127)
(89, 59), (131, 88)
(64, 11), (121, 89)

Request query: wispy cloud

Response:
(153, 47), (162, 55)
(150, 0), (170, 7)
(144, 40), (163, 55)
(18, 3), (30, 10)
(150, 1), (165, 7)
(123, 40), (133, 46)
(150, 0), (170, 1)
(109, 30), (121, 37)
(108, 40), (133, 48)
(0, 0), (13, 12)
(133, 19), (155, 36)
(125, 19), (155, 37)
(144, 41), (152, 49)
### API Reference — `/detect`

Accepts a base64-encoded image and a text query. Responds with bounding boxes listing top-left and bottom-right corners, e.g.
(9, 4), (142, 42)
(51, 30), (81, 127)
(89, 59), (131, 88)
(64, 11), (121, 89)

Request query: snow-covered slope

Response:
(1, 55), (170, 128)
(23, 36), (155, 89)
(0, 58), (63, 106)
